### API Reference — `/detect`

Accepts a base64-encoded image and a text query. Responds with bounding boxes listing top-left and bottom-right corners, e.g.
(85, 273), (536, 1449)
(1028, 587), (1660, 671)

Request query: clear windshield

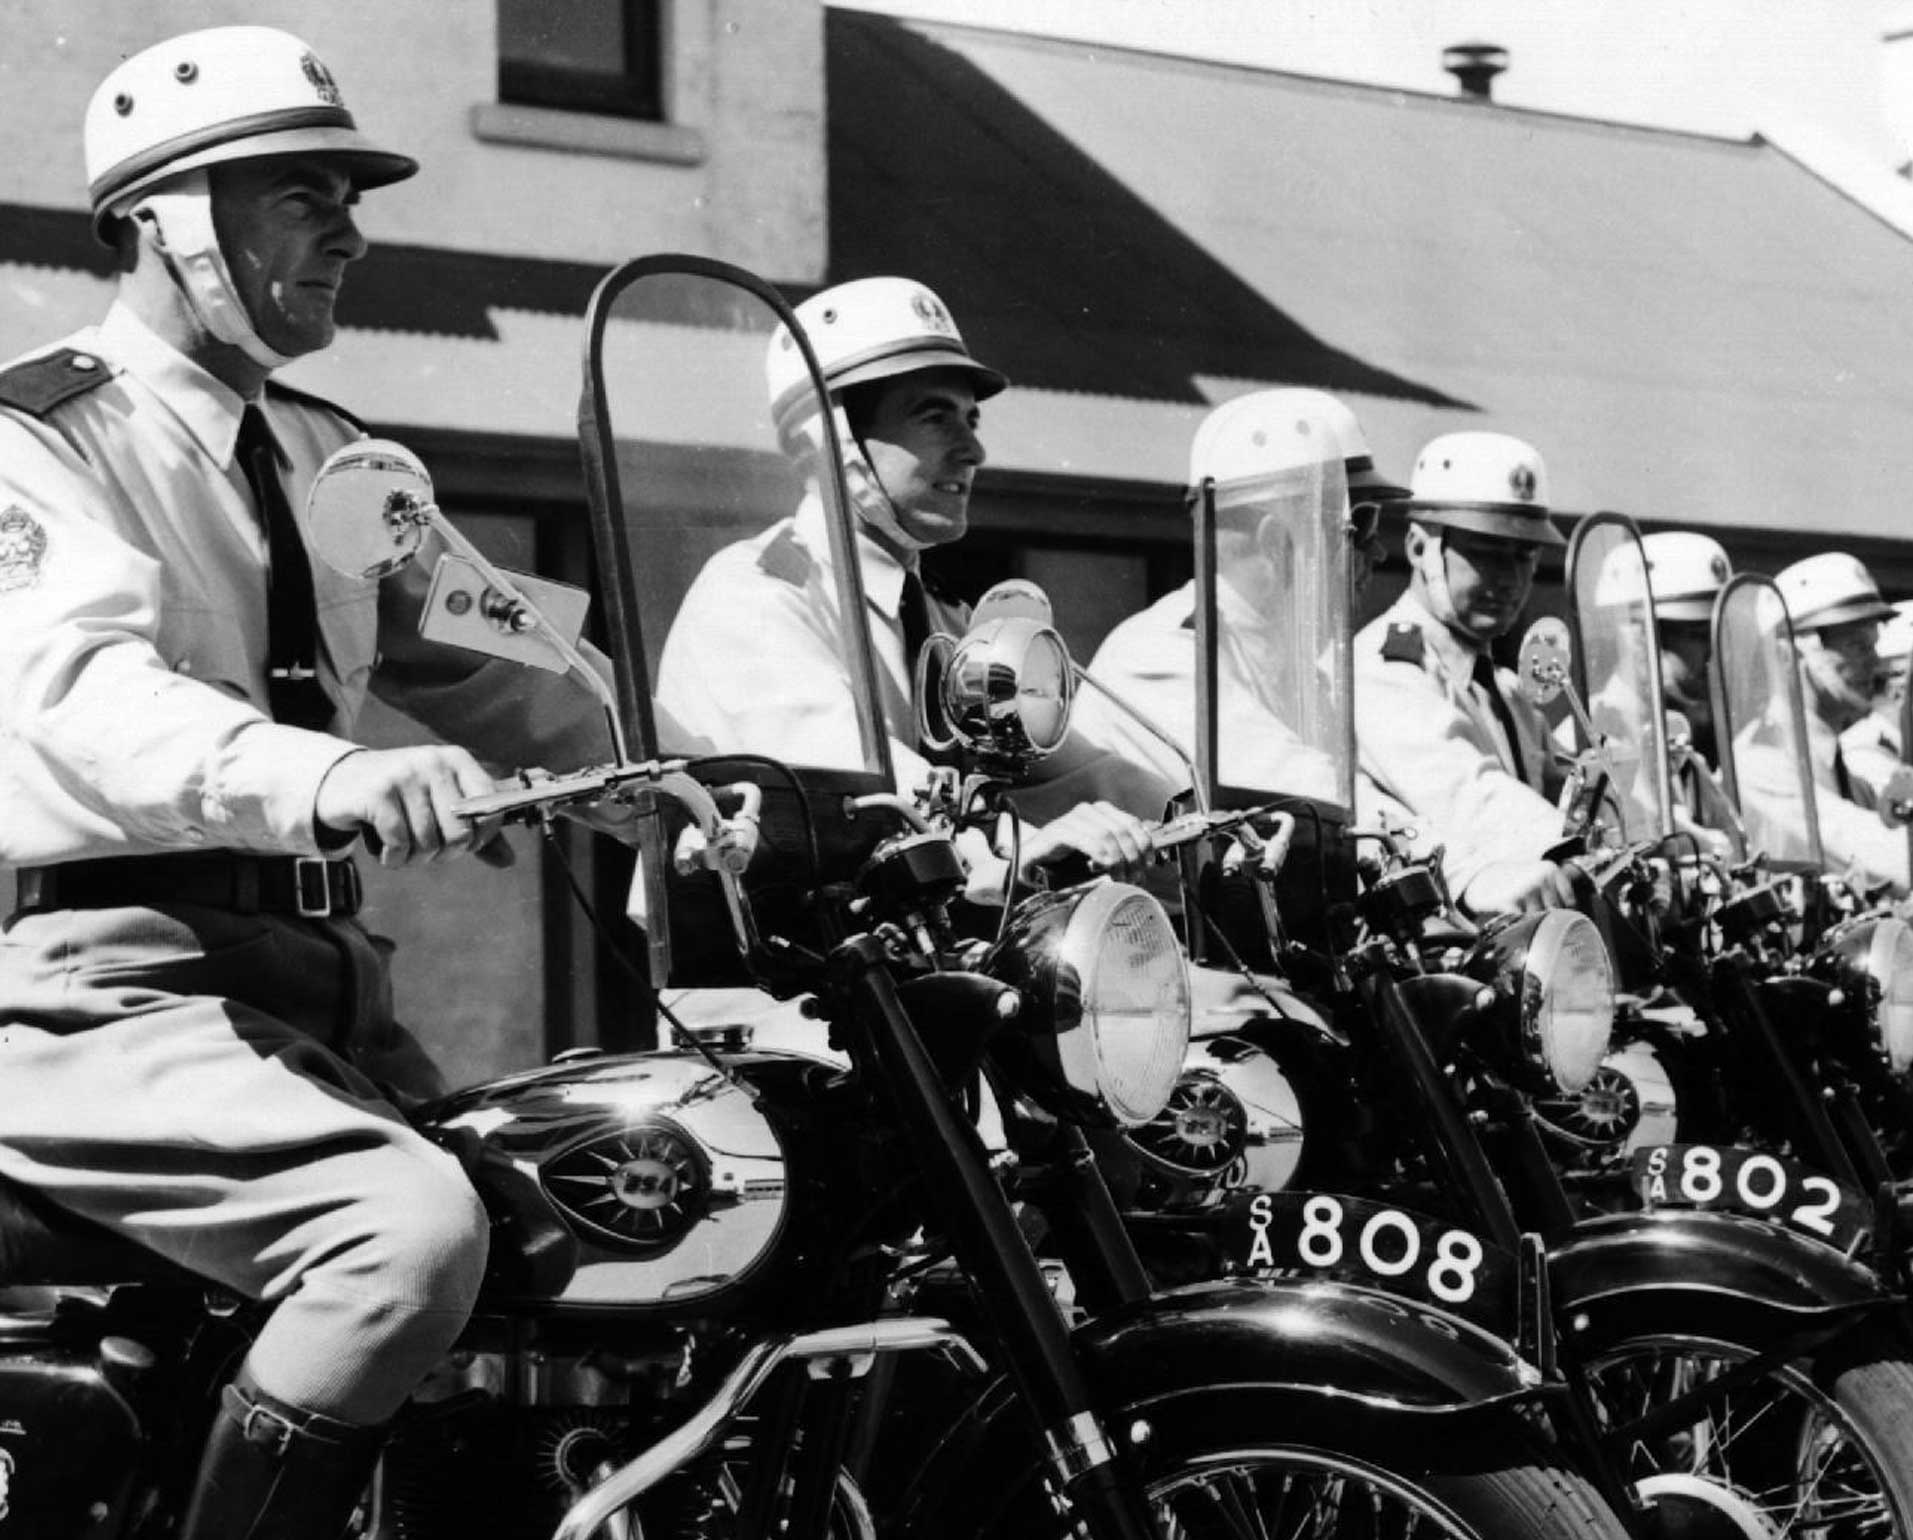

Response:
(1713, 575), (1825, 871)
(578, 258), (887, 777)
(1199, 433), (1354, 809)
(1567, 515), (1672, 841)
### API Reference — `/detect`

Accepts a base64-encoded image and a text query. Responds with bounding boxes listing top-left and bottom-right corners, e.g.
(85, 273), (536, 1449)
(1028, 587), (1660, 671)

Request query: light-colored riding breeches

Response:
(0, 901), (489, 1423)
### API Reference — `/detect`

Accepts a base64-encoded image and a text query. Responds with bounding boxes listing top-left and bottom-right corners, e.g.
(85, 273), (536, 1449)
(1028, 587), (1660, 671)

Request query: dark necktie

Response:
(900, 568), (933, 671)
(236, 406), (331, 731)
(1471, 652), (1528, 783)
(1834, 743), (1855, 801)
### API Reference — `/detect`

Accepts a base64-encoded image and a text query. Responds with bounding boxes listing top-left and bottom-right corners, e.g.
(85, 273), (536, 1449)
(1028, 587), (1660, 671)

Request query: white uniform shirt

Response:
(1809, 710), (1908, 894)
(1353, 589), (1564, 896)
(654, 492), (956, 786)
(654, 492), (1174, 824)
(1079, 581), (1338, 801)
(0, 304), (616, 867)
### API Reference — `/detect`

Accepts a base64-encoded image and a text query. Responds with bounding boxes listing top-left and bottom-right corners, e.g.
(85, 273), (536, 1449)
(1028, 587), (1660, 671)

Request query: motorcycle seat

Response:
(0, 1175), (198, 1286)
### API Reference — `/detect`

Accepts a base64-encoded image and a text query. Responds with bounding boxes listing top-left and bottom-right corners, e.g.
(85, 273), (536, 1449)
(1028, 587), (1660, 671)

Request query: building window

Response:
(498, 0), (663, 121)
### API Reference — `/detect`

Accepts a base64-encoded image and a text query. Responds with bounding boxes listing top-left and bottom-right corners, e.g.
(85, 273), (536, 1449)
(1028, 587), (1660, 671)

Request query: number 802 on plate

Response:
(1628, 1143), (1871, 1253)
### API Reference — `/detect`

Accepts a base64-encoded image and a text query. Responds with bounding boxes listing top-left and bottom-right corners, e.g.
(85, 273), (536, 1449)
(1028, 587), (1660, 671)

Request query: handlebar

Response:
(453, 759), (768, 967)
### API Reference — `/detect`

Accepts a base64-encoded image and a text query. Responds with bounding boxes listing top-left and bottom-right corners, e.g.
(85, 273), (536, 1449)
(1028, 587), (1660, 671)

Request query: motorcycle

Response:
(1038, 467), (1913, 1536)
(0, 257), (1628, 1540)
(1557, 522), (1913, 1207)
(1700, 569), (1913, 1188)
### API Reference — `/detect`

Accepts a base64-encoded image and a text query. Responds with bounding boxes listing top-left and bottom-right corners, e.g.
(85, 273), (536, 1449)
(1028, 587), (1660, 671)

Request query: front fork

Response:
(834, 937), (1160, 1540)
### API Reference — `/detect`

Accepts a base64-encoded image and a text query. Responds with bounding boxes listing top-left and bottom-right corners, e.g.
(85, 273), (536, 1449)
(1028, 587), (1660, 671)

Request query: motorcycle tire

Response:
(913, 1385), (1631, 1540)
(1577, 1325), (1913, 1537)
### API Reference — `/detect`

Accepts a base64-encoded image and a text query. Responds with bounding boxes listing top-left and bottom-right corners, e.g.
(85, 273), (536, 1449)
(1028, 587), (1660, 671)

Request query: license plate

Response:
(1225, 1190), (1520, 1341)
(1629, 1144), (1872, 1254)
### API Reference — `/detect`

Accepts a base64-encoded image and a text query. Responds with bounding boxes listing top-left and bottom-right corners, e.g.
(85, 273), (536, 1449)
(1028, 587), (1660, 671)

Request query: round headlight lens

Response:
(994, 882), (1192, 1127)
(1063, 885), (1191, 1125)
(1831, 916), (1913, 1074)
(1517, 910), (1615, 1094)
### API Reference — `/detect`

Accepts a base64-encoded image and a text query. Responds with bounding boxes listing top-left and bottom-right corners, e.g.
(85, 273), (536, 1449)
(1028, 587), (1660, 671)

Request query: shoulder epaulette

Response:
(1380, 622), (1426, 666)
(0, 348), (114, 418)
(757, 526), (813, 587)
(264, 378), (368, 434)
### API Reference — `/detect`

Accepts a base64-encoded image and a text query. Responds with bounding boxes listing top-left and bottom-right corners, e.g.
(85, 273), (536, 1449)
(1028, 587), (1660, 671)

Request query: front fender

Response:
(895, 1276), (1554, 1540)
(1074, 1275), (1544, 1417)
(1550, 1208), (1905, 1350)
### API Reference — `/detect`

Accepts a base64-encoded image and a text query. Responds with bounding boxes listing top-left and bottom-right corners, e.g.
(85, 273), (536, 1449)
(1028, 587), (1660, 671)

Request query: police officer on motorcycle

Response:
(1353, 431), (1576, 914)
(1841, 599), (1913, 792)
(0, 28), (642, 1538)
(654, 275), (1171, 895)
(1770, 552), (1911, 893)
(1642, 531), (1732, 764)
(1079, 387), (1406, 802)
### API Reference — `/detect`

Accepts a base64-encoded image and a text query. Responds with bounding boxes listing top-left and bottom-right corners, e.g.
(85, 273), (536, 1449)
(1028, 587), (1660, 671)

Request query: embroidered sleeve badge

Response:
(0, 507), (49, 592)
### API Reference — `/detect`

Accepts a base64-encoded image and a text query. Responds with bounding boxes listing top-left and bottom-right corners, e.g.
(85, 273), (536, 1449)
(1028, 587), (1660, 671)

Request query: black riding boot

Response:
(179, 1370), (387, 1540)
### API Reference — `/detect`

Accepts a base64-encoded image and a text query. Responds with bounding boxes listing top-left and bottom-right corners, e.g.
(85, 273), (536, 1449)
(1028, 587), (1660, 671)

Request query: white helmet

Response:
(767, 276), (1006, 435)
(86, 27), (414, 235)
(1642, 531), (1732, 622)
(84, 28), (413, 371)
(1774, 552), (1895, 633)
(1405, 430), (1563, 548)
(1188, 388), (1407, 507)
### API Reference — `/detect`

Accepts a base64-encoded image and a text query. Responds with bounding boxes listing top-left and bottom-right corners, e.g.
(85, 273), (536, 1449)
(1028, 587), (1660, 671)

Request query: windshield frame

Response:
(1563, 510), (1676, 843)
(577, 252), (892, 779)
(1711, 571), (1826, 873)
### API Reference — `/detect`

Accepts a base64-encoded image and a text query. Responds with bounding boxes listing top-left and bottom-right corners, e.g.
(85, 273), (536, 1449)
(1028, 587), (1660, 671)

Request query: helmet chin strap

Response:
(832, 401), (931, 557)
(1410, 525), (1467, 639)
(125, 171), (292, 372)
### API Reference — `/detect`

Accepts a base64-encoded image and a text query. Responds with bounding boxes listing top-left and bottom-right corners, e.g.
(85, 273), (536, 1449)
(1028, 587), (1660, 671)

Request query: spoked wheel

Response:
(1140, 1444), (1588, 1538)
(931, 1389), (1633, 1540)
(1582, 1334), (1913, 1537)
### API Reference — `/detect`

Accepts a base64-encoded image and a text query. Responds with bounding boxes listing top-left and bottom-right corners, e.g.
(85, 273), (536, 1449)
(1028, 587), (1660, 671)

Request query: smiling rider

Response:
(655, 276), (1170, 892)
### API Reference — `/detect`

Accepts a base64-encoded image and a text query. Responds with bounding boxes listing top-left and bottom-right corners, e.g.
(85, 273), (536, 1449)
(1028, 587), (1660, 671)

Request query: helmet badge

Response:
(301, 51), (343, 108)
(1508, 462), (1538, 502)
(910, 290), (955, 336)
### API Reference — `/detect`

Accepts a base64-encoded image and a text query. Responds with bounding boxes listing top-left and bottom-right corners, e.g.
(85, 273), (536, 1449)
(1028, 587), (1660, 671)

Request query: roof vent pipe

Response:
(1443, 43), (1509, 101)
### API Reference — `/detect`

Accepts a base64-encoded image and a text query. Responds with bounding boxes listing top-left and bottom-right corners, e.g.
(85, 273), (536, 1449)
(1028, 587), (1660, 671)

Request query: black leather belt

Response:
(16, 853), (362, 920)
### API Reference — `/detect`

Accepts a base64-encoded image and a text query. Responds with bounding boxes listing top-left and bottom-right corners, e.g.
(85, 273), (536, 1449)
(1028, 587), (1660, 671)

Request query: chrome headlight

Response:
(989, 882), (1192, 1127)
(939, 617), (1074, 764)
(1826, 916), (1913, 1074)
(1483, 910), (1615, 1094)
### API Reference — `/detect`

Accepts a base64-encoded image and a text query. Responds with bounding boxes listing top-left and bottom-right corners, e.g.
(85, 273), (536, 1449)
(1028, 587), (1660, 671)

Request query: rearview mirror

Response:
(306, 438), (627, 762)
(304, 438), (431, 580)
(1517, 617), (1573, 708)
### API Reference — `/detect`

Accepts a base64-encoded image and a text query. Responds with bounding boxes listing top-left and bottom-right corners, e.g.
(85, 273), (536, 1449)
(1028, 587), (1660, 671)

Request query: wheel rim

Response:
(1584, 1335), (1901, 1537)
(1145, 1446), (1479, 1538)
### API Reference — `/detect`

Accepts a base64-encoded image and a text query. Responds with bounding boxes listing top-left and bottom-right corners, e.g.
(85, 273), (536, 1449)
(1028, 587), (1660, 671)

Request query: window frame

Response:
(497, 0), (665, 124)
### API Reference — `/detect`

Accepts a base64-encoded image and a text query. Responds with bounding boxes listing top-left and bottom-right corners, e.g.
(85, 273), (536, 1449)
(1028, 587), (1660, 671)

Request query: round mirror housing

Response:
(305, 438), (434, 580)
(1518, 616), (1573, 707)
(942, 617), (1075, 765)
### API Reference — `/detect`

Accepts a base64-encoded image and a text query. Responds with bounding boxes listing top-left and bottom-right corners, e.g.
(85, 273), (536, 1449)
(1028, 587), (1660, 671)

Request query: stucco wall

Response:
(0, 0), (826, 281)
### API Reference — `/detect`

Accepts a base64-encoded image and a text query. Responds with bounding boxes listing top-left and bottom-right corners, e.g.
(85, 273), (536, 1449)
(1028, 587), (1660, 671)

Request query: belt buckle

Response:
(293, 858), (334, 919)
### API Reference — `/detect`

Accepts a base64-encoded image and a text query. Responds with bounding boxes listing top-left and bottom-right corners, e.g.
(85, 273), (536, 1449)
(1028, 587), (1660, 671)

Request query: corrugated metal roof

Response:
(826, 11), (1913, 542)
